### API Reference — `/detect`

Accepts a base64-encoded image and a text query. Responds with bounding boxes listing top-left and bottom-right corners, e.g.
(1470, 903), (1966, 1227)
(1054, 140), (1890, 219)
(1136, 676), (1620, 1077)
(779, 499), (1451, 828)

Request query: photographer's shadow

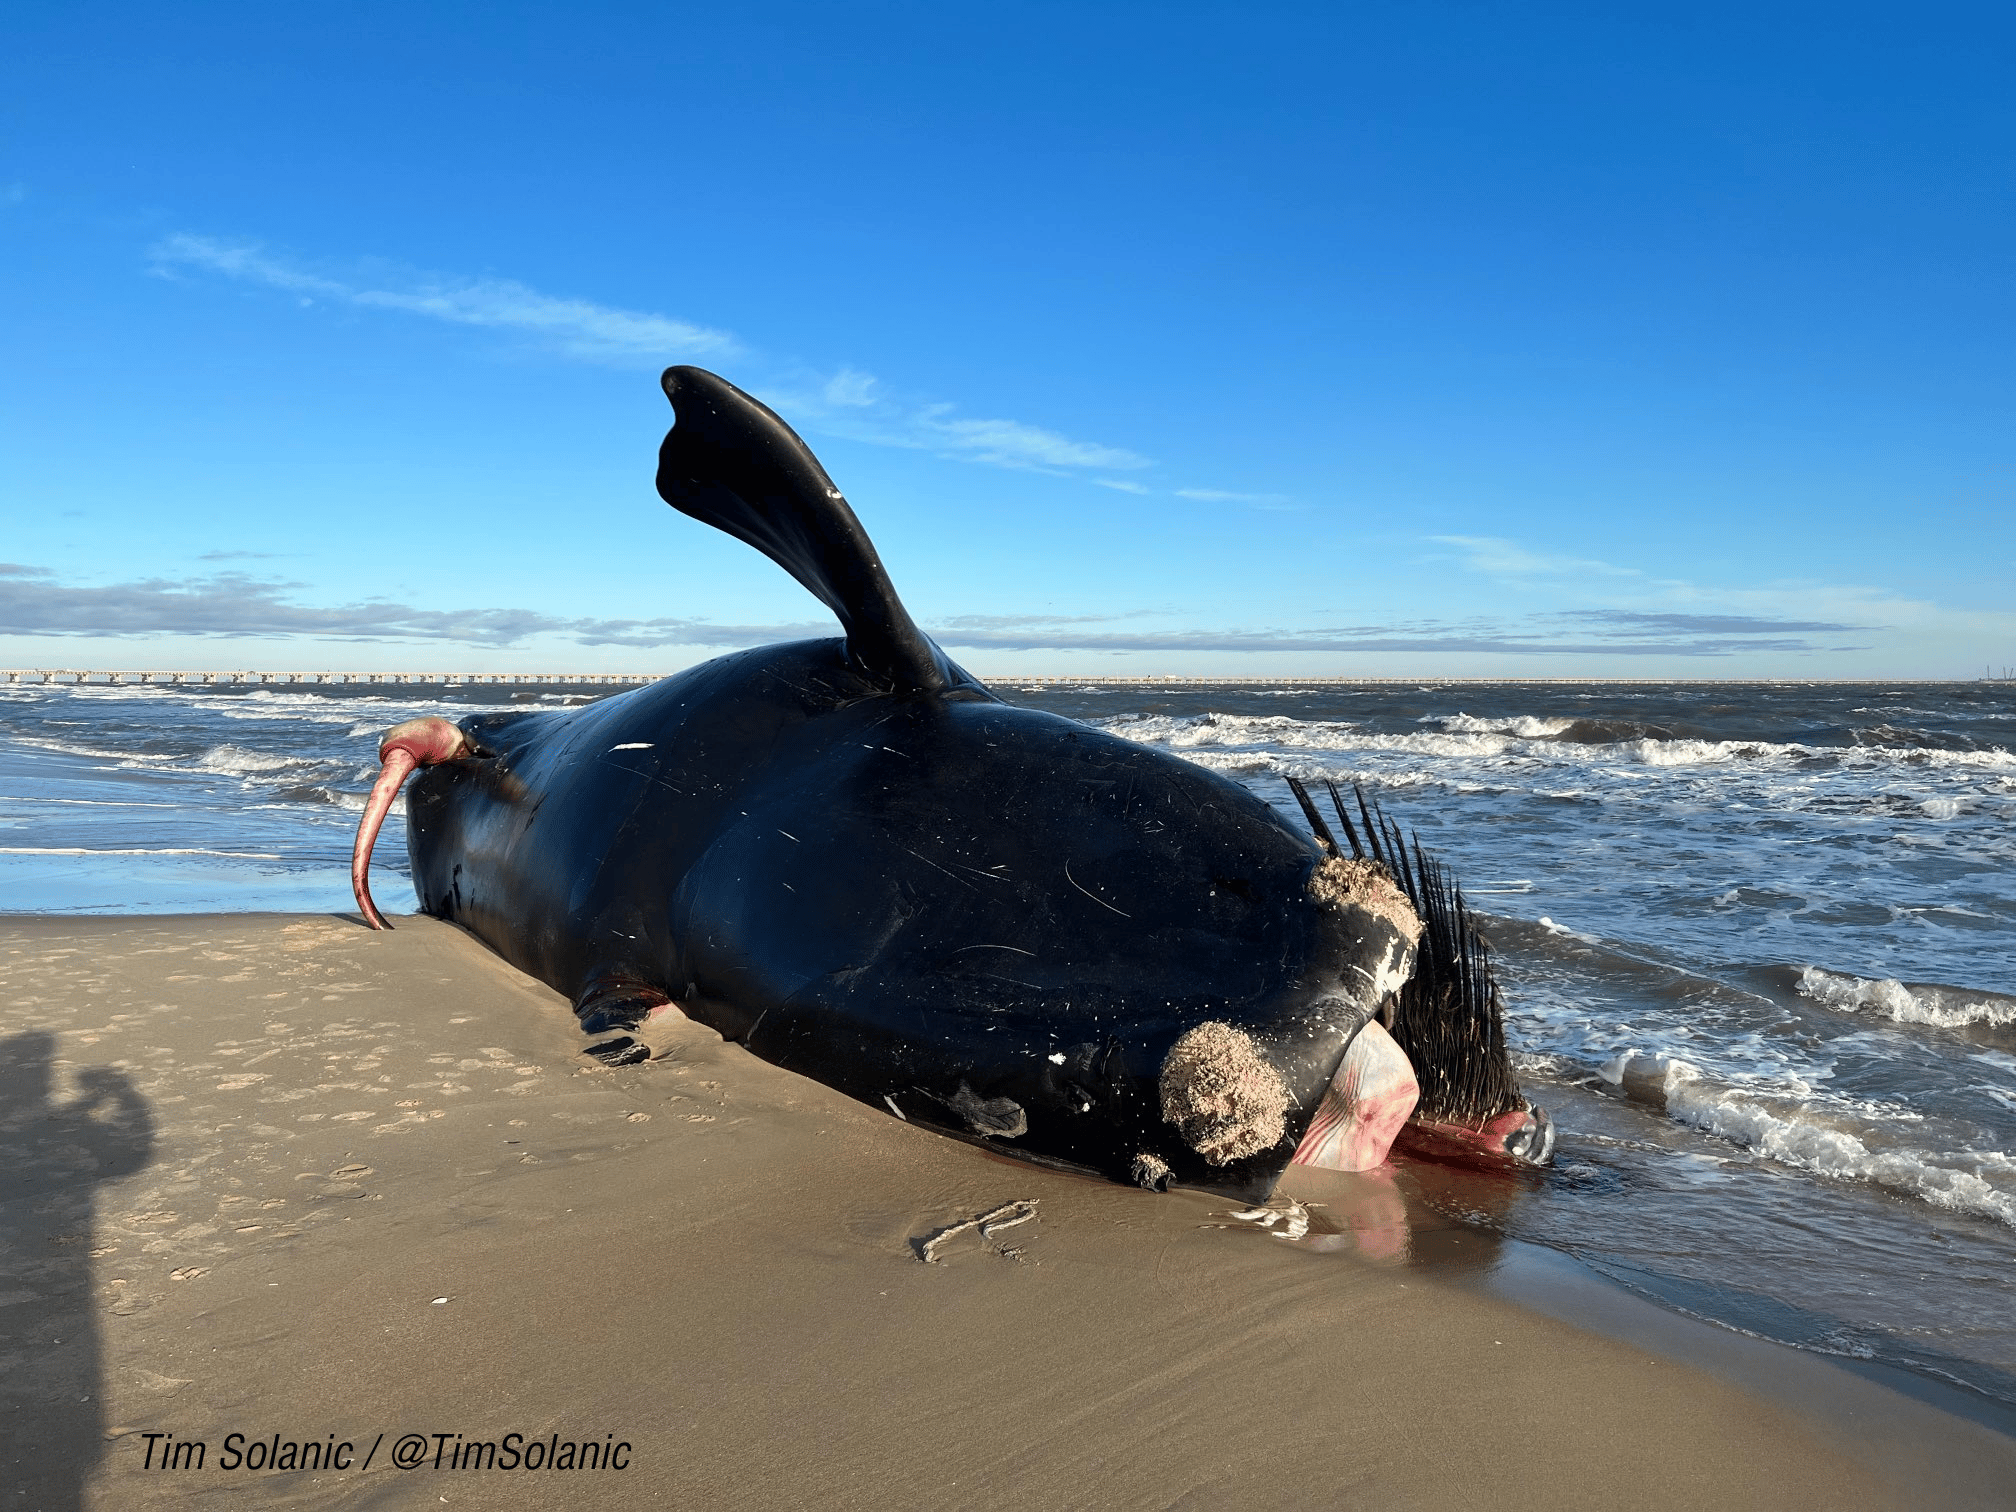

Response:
(0, 1031), (154, 1512)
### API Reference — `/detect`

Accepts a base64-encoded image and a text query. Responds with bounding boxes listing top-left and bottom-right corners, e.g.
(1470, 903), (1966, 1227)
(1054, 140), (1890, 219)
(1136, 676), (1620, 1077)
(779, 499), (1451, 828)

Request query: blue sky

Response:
(3, 1), (2012, 678)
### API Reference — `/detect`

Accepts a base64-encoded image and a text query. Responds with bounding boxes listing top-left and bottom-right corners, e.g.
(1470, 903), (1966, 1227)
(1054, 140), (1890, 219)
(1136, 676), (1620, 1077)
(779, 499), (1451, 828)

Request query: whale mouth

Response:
(1287, 776), (1553, 1170)
(351, 717), (471, 930)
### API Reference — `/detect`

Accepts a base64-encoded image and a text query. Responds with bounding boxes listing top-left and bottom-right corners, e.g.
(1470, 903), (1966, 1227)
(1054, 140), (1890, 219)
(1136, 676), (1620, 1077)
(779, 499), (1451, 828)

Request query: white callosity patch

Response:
(1157, 1021), (1291, 1166)
(1307, 856), (1421, 1014)
(1344, 933), (1415, 1010)
(1307, 856), (1423, 946)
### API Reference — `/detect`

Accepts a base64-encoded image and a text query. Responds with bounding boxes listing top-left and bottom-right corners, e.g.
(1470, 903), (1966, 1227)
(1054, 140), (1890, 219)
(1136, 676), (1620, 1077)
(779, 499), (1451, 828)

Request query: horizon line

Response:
(6, 669), (2012, 688)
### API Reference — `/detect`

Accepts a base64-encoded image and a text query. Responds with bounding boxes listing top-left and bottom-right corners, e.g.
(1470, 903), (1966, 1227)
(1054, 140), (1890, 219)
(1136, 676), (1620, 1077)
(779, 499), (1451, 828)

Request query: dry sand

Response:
(2, 912), (2012, 1511)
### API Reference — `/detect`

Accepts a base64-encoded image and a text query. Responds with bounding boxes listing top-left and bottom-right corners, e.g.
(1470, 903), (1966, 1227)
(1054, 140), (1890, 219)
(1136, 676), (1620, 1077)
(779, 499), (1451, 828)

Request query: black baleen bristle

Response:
(1296, 777), (1525, 1124)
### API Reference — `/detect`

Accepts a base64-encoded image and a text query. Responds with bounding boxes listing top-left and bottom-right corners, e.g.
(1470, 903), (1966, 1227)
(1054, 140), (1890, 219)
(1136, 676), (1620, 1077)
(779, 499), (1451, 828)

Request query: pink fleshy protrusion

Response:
(1290, 1019), (1421, 1173)
(351, 717), (470, 931)
(1391, 1104), (1555, 1170)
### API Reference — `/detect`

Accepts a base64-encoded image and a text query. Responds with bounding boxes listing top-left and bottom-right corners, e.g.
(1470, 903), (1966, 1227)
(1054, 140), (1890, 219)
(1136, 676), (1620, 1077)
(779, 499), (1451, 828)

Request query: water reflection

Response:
(1275, 1155), (1535, 1271)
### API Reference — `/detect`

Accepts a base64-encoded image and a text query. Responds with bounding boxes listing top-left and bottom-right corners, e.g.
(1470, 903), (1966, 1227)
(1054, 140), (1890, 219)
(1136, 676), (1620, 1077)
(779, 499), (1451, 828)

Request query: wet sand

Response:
(2, 913), (2011, 1510)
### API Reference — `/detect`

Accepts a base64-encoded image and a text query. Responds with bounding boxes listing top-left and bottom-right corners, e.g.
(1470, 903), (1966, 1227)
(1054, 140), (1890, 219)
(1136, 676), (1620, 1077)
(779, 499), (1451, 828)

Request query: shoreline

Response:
(2, 911), (2011, 1509)
(9, 671), (2016, 689)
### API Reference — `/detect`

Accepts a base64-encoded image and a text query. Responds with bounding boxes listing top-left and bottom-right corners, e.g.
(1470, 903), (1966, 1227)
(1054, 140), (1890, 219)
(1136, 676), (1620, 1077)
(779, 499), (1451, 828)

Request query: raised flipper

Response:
(656, 366), (985, 697)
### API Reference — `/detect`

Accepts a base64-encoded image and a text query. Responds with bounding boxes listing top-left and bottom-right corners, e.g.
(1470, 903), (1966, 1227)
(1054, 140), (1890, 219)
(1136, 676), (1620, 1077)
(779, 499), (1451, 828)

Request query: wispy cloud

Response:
(936, 612), (1158, 631)
(773, 375), (1151, 473)
(1560, 609), (1863, 637)
(911, 409), (1149, 471)
(1, 570), (566, 646)
(1176, 488), (1296, 509)
(150, 234), (1159, 480)
(2, 567), (1875, 657)
(920, 611), (1854, 657)
(1433, 535), (1643, 579)
(152, 234), (741, 364)
(1420, 536), (2016, 658)
(819, 368), (880, 408)
(0, 566), (840, 650)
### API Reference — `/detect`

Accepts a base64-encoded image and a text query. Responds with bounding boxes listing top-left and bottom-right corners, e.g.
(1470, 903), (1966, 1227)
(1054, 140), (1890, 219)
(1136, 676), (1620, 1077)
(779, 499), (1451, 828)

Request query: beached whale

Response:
(349, 367), (1549, 1199)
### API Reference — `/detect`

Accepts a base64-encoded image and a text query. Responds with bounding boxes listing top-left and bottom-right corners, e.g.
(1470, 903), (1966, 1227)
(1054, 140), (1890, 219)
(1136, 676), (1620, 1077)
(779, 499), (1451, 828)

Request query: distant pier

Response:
(0, 670), (657, 688)
(3, 669), (2004, 688)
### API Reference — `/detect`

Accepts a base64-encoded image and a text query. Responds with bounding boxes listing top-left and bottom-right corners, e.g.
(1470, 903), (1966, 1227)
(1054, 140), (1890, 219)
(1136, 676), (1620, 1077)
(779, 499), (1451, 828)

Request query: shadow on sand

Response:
(0, 1030), (154, 1511)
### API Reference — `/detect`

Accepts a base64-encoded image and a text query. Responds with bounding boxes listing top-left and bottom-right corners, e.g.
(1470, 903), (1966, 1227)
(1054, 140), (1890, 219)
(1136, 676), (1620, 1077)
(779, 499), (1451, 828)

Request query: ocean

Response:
(5, 675), (2014, 1409)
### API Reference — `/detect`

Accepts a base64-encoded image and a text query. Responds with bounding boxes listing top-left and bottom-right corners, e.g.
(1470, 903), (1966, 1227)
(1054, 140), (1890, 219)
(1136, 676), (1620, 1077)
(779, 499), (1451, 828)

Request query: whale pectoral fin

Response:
(656, 366), (984, 697)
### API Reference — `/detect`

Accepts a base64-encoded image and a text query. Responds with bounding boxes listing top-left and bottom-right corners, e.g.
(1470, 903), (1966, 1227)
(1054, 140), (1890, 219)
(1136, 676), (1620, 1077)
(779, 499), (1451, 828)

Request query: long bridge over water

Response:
(4, 668), (2007, 688)
(0, 669), (659, 688)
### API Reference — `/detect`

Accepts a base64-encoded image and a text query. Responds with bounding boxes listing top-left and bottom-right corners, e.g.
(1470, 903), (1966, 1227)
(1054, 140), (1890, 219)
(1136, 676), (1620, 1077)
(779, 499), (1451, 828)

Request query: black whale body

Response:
(405, 368), (1412, 1199)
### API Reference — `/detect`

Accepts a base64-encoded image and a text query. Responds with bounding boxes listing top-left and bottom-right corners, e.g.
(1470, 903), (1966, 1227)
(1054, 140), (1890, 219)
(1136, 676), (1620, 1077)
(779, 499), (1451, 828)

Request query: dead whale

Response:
(350, 367), (1549, 1198)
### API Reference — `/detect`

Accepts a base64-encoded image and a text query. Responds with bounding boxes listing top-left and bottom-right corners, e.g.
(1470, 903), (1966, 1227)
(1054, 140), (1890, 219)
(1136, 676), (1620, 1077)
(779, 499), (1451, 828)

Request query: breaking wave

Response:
(1794, 966), (2016, 1031)
(1100, 709), (2016, 775)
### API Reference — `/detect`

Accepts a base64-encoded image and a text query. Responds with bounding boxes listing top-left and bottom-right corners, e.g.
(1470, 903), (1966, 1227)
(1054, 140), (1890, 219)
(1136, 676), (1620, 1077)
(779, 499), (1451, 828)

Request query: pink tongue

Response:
(1391, 1105), (1553, 1169)
(1290, 1020), (1421, 1173)
(350, 717), (469, 931)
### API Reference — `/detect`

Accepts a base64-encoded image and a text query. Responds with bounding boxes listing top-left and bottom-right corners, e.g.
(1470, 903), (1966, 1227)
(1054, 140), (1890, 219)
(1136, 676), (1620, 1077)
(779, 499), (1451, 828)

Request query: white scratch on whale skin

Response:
(1064, 859), (1132, 918)
(609, 742), (654, 751)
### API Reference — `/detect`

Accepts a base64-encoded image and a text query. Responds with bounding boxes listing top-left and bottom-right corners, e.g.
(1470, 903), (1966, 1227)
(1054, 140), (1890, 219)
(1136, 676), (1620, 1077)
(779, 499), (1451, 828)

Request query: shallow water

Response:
(5, 675), (2014, 1407)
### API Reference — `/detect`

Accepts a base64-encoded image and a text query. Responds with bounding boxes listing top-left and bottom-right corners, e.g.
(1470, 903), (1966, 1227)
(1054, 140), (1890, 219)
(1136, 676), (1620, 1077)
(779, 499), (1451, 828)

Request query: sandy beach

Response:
(2, 912), (2012, 1510)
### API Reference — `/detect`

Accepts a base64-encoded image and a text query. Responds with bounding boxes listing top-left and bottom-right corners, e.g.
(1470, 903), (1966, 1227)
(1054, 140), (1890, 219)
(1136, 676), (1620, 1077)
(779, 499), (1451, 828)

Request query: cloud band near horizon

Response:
(0, 564), (1868, 658)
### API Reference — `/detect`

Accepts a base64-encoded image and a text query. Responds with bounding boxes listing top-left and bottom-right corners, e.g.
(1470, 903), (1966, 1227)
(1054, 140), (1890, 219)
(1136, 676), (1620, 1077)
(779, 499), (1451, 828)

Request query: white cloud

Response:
(1433, 535), (1642, 578)
(913, 409), (1150, 471)
(151, 234), (741, 364)
(1429, 533), (2016, 664)
(820, 367), (879, 408)
(0, 565), (1866, 656)
(768, 369), (1152, 476)
(1176, 488), (1293, 506)
(1094, 479), (1151, 494)
(151, 234), (1161, 480)
(16, 561), (2009, 668)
